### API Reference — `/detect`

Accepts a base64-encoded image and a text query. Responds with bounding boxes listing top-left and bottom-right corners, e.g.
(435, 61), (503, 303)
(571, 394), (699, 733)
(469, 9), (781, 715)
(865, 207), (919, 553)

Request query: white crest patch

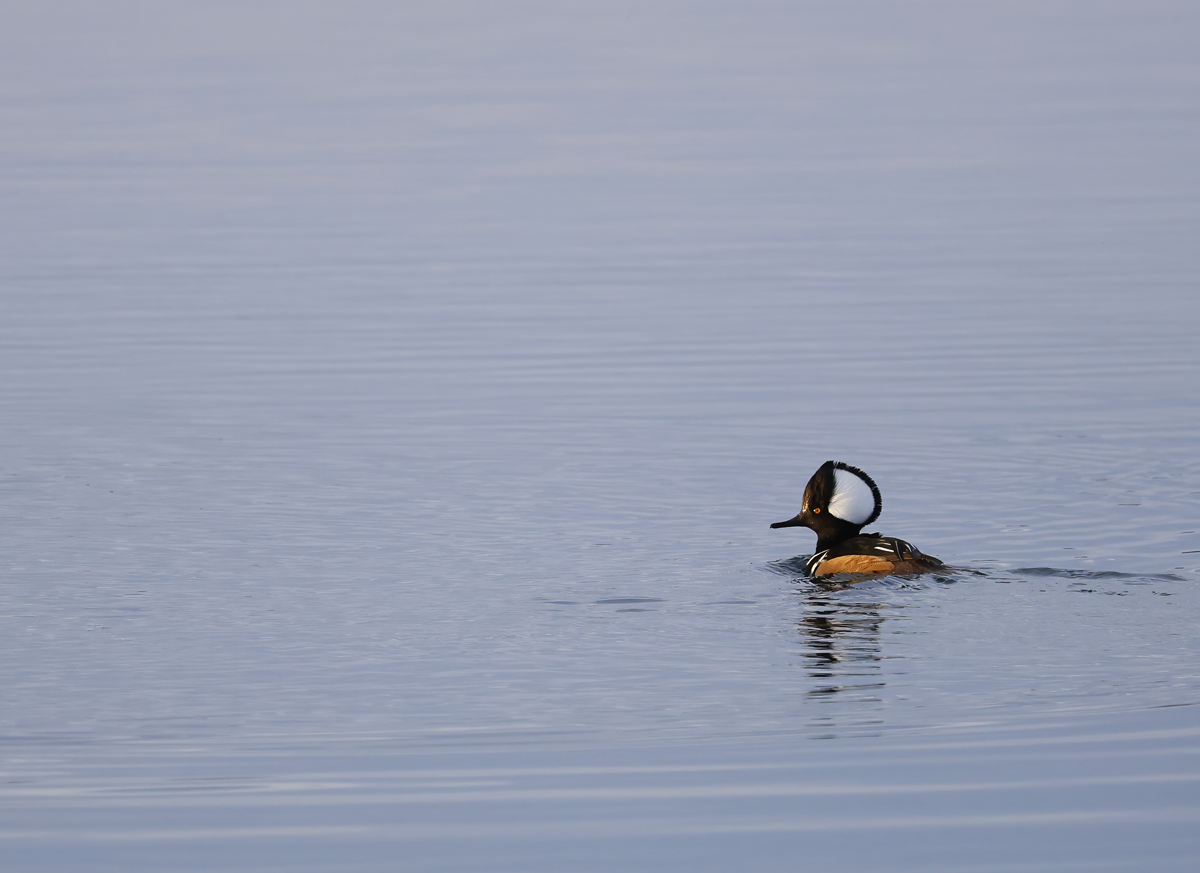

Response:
(828, 467), (878, 525)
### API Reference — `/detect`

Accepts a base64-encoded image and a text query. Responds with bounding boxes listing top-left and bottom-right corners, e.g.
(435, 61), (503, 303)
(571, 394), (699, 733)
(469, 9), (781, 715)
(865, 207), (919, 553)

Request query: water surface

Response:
(2, 2), (1199, 870)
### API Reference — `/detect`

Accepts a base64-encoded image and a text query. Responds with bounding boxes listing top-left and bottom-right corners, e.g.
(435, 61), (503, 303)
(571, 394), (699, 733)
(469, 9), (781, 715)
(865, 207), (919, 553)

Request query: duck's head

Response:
(770, 460), (882, 546)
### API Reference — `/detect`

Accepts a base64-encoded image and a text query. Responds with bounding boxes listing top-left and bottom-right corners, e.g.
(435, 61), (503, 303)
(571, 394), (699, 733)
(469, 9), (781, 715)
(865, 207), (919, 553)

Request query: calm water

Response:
(3, 2), (1200, 870)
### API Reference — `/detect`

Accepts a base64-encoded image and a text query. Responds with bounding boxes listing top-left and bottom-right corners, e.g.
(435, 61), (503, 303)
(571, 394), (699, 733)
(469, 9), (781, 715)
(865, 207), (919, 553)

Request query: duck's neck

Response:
(812, 518), (864, 553)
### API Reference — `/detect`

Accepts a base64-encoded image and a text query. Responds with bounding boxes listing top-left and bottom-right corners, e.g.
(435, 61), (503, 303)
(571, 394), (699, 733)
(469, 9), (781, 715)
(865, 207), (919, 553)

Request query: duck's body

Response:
(802, 534), (942, 577)
(771, 461), (943, 577)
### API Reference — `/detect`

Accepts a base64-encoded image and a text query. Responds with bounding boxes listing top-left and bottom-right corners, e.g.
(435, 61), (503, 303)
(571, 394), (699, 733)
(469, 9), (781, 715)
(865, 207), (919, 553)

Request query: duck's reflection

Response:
(796, 576), (887, 737)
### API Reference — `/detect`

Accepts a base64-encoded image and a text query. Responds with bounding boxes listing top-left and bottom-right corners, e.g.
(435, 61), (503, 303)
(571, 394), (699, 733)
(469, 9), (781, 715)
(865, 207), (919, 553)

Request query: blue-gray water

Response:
(3, 2), (1200, 870)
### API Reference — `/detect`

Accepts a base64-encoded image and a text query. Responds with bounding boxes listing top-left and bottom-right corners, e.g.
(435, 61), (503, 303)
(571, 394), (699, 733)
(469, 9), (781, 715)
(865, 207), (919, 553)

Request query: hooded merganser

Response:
(771, 460), (944, 577)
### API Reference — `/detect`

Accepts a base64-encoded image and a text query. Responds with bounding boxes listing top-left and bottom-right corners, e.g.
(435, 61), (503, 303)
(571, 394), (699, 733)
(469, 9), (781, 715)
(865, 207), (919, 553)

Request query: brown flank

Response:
(813, 555), (935, 576)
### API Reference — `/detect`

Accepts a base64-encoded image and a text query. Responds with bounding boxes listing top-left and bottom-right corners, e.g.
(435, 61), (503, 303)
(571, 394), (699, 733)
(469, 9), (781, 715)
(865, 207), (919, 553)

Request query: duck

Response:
(771, 460), (944, 576)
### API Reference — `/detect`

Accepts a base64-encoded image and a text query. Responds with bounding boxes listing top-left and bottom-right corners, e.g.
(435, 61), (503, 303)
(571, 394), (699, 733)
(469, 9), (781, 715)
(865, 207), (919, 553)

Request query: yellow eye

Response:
(813, 507), (820, 514)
